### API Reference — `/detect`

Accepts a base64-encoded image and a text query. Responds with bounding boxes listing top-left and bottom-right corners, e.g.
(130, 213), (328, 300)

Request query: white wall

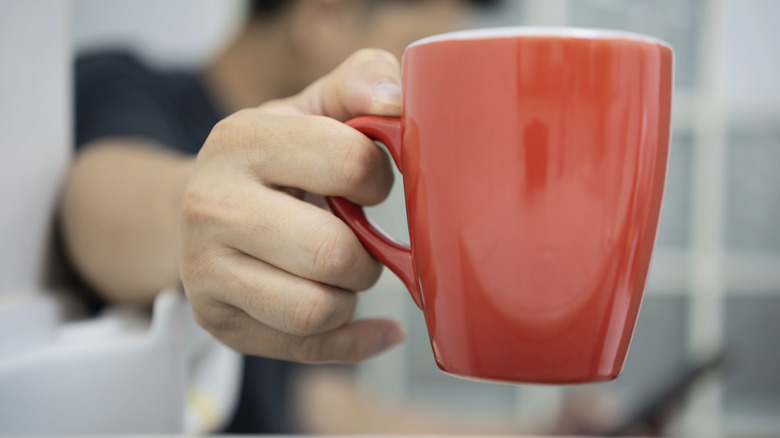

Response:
(0, 0), (71, 293)
(73, 0), (246, 67)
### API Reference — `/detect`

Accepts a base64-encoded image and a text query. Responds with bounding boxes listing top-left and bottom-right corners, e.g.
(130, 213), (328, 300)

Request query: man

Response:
(62, 0), (499, 433)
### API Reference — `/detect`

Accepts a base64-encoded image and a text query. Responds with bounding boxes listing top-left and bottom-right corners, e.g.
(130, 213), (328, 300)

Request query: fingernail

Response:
(380, 325), (407, 352)
(373, 80), (402, 106)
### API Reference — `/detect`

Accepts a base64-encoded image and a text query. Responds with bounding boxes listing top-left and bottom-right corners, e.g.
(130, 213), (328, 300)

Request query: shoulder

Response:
(75, 51), (172, 103)
(74, 51), (181, 149)
(76, 51), (154, 86)
(73, 51), (217, 154)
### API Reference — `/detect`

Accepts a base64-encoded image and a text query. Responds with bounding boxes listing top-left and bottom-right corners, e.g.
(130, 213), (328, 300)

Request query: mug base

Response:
(439, 368), (620, 386)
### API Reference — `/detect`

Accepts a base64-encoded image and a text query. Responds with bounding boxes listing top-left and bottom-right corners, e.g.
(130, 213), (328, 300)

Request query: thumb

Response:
(264, 49), (402, 121)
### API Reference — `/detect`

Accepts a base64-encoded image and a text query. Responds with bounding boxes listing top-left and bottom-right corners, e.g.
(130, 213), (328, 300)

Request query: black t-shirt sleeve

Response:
(75, 52), (192, 152)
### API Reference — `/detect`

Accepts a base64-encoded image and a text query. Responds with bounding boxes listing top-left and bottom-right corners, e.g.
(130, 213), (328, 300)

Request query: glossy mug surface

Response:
(328, 27), (673, 383)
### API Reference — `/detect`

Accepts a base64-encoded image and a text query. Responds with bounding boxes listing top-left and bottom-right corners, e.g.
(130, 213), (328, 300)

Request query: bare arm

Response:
(294, 368), (530, 434)
(60, 139), (194, 306)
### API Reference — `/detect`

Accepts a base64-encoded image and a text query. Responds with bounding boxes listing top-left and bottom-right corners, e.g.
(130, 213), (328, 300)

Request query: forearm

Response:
(60, 138), (195, 306)
(294, 368), (527, 435)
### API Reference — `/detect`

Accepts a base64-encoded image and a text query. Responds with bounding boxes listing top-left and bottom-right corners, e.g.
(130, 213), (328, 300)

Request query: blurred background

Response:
(2, 0), (778, 436)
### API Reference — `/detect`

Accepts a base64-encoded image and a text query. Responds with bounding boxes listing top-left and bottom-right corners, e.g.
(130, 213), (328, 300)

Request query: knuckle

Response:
(179, 188), (212, 228)
(309, 222), (358, 281)
(179, 186), (235, 235)
(179, 182), (246, 238)
(208, 116), (242, 151)
(209, 116), (233, 139)
(205, 110), (264, 166)
(286, 285), (355, 336)
(338, 137), (377, 190)
(178, 227), (220, 288)
(190, 306), (216, 331)
(210, 110), (253, 139)
(355, 261), (383, 292)
(178, 246), (205, 287)
(191, 302), (244, 335)
(178, 244), (231, 307)
(287, 287), (331, 335)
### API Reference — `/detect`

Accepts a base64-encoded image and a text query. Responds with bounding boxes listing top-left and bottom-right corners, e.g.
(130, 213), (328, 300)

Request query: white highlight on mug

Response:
(407, 26), (672, 50)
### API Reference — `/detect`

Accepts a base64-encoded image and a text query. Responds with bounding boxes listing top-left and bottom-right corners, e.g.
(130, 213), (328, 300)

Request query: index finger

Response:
(210, 110), (394, 206)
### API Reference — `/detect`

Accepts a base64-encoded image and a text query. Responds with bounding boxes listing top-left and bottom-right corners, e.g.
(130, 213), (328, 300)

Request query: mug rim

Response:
(407, 26), (672, 51)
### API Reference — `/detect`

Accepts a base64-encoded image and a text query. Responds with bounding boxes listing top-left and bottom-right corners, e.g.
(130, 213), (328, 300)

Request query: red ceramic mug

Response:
(327, 27), (673, 384)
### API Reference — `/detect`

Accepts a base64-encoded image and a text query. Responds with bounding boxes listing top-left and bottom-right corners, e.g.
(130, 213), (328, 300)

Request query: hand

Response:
(179, 49), (406, 363)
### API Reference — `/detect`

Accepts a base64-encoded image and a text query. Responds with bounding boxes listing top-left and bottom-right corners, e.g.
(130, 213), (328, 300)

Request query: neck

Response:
(203, 20), (300, 115)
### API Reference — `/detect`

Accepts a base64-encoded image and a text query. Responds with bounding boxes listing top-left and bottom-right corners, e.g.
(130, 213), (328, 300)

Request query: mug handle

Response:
(325, 116), (422, 309)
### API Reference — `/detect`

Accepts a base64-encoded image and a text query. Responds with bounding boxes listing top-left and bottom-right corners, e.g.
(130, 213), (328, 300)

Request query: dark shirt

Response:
(75, 51), (296, 434)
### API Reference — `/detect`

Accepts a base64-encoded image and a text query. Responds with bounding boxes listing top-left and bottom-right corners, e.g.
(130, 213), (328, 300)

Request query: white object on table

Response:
(0, 289), (241, 434)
